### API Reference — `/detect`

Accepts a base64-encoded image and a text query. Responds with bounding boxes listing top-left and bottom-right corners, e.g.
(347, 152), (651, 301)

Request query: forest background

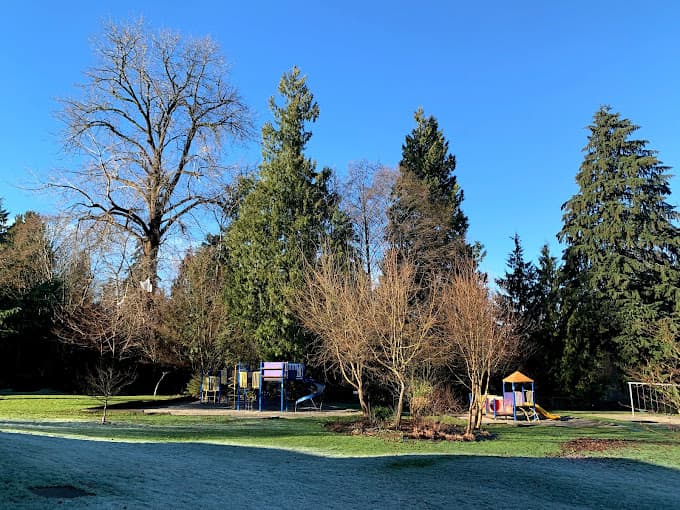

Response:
(1, 3), (679, 417)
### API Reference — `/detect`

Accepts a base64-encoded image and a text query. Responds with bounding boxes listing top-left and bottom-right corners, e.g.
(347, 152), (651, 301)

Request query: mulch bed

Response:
(325, 418), (492, 441)
(558, 437), (678, 458)
(558, 438), (635, 457)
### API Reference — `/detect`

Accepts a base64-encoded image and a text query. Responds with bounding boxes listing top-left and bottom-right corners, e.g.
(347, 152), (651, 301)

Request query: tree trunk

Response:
(466, 381), (481, 436)
(154, 370), (170, 397)
(473, 399), (483, 431)
(393, 380), (406, 429)
(142, 232), (161, 292)
(356, 378), (369, 417)
(363, 214), (372, 282)
(101, 399), (108, 425)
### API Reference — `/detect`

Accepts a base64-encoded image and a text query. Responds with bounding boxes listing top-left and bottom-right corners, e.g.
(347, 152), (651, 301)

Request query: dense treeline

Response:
(497, 107), (680, 403)
(1, 21), (678, 419)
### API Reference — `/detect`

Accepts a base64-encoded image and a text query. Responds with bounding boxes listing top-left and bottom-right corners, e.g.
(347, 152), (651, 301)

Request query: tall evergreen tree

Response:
(223, 67), (351, 360)
(0, 199), (16, 334)
(526, 244), (563, 394)
(558, 106), (680, 393)
(0, 199), (8, 244)
(496, 233), (537, 318)
(496, 236), (569, 394)
(0, 212), (62, 388)
(387, 108), (470, 274)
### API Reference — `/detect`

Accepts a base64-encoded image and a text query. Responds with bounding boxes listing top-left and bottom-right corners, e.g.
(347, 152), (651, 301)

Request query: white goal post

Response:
(628, 381), (680, 416)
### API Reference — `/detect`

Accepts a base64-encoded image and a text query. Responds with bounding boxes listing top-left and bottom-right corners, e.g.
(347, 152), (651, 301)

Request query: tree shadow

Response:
(0, 431), (678, 509)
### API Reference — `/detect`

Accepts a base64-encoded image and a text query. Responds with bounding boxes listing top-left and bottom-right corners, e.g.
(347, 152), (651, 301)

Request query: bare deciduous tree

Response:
(296, 250), (443, 426)
(388, 170), (468, 278)
(53, 221), (187, 396)
(370, 250), (441, 428)
(342, 161), (395, 282)
(85, 361), (135, 424)
(52, 19), (252, 288)
(294, 254), (374, 416)
(56, 276), (146, 362)
(439, 260), (519, 436)
(164, 243), (237, 377)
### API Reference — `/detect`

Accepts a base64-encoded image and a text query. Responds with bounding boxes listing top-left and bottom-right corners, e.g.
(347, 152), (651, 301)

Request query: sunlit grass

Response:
(0, 393), (177, 420)
(0, 394), (678, 466)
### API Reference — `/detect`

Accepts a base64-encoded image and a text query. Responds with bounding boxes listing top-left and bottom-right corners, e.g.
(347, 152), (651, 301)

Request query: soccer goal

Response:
(627, 381), (680, 416)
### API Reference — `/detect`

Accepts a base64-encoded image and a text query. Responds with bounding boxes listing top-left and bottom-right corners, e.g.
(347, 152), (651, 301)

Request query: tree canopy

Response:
(53, 19), (252, 288)
(558, 106), (680, 392)
(387, 108), (470, 275)
(223, 67), (351, 360)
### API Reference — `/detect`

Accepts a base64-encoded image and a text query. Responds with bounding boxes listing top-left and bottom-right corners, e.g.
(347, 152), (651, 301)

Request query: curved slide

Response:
(295, 381), (325, 411)
(535, 403), (560, 420)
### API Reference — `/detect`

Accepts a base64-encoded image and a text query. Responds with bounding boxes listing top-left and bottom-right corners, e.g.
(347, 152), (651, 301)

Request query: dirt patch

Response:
(559, 437), (678, 458)
(325, 418), (491, 441)
(29, 485), (94, 498)
(559, 438), (635, 457)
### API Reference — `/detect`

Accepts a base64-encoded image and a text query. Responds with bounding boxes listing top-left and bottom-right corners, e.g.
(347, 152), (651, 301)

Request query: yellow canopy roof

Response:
(503, 371), (534, 383)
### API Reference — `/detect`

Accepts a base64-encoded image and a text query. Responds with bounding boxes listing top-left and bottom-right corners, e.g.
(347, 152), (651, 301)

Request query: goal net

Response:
(628, 381), (680, 416)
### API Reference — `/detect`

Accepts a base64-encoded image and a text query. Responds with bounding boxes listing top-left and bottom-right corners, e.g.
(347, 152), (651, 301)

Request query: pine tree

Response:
(496, 233), (537, 318)
(526, 244), (562, 393)
(0, 212), (61, 385)
(387, 108), (470, 274)
(0, 199), (8, 244)
(223, 67), (351, 360)
(0, 199), (16, 334)
(558, 106), (680, 391)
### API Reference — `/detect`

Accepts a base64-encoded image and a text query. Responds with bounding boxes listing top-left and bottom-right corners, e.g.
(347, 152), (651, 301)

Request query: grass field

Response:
(0, 394), (679, 509)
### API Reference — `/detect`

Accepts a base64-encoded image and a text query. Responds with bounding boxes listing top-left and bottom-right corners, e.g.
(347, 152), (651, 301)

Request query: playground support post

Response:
(258, 367), (262, 412)
(511, 382), (517, 421)
(281, 375), (285, 412)
(258, 361), (287, 412)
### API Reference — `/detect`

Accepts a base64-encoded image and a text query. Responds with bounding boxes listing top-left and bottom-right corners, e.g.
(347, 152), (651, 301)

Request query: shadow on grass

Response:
(1, 431), (678, 509)
(87, 396), (194, 411)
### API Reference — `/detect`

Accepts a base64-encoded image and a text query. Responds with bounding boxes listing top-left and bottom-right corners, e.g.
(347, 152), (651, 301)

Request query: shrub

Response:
(185, 372), (202, 398)
(370, 405), (393, 426)
(409, 378), (435, 422)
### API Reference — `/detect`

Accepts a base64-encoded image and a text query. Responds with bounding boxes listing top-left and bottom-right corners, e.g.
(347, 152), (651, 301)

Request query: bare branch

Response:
(51, 19), (253, 287)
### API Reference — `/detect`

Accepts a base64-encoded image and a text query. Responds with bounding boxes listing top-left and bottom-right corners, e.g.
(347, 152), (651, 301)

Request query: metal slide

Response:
(294, 381), (325, 411)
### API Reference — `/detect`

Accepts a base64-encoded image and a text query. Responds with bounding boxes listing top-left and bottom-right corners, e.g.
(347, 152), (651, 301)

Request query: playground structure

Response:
(199, 362), (324, 412)
(484, 371), (560, 421)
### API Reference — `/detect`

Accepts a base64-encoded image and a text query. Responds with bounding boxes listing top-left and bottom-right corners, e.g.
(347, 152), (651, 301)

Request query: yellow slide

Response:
(535, 404), (560, 420)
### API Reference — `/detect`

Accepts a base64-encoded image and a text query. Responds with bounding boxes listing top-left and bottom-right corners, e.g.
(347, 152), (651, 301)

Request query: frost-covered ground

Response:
(1, 431), (679, 509)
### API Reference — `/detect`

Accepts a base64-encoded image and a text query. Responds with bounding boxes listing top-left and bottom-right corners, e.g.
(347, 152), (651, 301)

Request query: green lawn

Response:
(1, 393), (679, 466)
(1, 394), (679, 509)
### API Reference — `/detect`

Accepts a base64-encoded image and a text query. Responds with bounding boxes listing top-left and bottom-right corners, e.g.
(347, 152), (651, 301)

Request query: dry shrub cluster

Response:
(324, 417), (491, 442)
(296, 251), (519, 434)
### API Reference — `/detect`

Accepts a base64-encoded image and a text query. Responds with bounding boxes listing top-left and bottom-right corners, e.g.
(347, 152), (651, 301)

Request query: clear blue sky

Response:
(1, 1), (679, 280)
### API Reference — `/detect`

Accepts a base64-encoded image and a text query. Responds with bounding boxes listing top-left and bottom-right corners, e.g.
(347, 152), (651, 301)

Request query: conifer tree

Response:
(496, 233), (537, 318)
(223, 67), (351, 360)
(0, 199), (8, 244)
(0, 199), (16, 334)
(558, 106), (680, 391)
(387, 108), (470, 275)
(526, 244), (562, 393)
